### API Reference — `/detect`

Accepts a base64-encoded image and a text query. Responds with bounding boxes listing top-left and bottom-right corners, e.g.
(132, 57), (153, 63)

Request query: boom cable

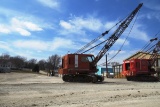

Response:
(136, 30), (160, 59)
(76, 17), (126, 54)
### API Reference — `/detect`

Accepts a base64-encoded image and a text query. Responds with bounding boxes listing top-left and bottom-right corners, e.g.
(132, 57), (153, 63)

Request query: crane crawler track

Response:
(126, 76), (159, 82)
(62, 74), (104, 83)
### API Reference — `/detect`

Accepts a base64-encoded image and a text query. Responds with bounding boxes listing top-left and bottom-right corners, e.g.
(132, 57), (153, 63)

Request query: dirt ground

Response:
(0, 72), (160, 107)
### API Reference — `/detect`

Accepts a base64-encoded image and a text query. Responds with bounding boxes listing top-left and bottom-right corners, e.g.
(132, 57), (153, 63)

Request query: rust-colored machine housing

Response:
(122, 59), (158, 81)
(123, 59), (155, 76)
(58, 54), (103, 83)
(59, 54), (97, 75)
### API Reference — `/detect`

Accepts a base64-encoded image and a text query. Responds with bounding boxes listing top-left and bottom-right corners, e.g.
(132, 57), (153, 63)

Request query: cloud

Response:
(115, 38), (129, 46)
(0, 37), (80, 60)
(0, 7), (54, 36)
(12, 37), (78, 52)
(128, 24), (149, 41)
(14, 28), (31, 36)
(139, 0), (160, 21)
(50, 37), (78, 51)
(72, 16), (102, 32)
(59, 20), (72, 29)
(0, 41), (12, 52)
(37, 0), (60, 9)
(59, 16), (103, 35)
(146, 12), (160, 21)
(13, 40), (49, 51)
(104, 21), (117, 30)
(0, 17), (43, 36)
(143, 0), (160, 11)
(11, 17), (43, 31)
(0, 25), (10, 34)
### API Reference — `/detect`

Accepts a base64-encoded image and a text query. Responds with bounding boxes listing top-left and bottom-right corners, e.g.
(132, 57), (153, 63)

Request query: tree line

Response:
(0, 53), (61, 73)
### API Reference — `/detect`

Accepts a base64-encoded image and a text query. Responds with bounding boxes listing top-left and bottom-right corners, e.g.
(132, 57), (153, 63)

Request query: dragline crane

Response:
(58, 3), (143, 83)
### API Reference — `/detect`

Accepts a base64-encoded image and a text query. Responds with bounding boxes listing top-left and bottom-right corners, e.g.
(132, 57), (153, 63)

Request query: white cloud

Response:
(60, 20), (72, 29)
(0, 25), (10, 34)
(50, 37), (78, 51)
(0, 7), (55, 36)
(59, 16), (103, 35)
(0, 41), (12, 51)
(115, 38), (129, 46)
(143, 0), (160, 11)
(139, 12), (160, 22)
(13, 40), (48, 51)
(14, 28), (31, 36)
(139, 1), (160, 21)
(71, 16), (103, 31)
(0, 17), (43, 36)
(37, 0), (60, 9)
(11, 37), (78, 52)
(74, 17), (102, 31)
(147, 12), (160, 21)
(104, 21), (117, 30)
(11, 17), (43, 31)
(23, 22), (43, 31)
(129, 24), (149, 41)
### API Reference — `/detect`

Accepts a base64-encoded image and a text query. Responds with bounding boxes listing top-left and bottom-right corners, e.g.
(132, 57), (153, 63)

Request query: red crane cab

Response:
(122, 59), (158, 81)
(58, 54), (97, 75)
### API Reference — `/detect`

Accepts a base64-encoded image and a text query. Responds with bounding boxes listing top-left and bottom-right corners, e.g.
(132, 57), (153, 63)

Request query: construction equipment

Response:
(122, 40), (160, 82)
(58, 3), (143, 83)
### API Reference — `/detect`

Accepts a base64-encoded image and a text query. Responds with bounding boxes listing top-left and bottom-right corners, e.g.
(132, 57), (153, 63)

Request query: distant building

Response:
(0, 58), (13, 73)
(0, 62), (12, 68)
(124, 51), (160, 61)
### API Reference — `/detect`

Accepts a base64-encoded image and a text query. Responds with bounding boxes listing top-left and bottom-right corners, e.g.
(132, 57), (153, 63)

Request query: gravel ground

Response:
(0, 72), (160, 107)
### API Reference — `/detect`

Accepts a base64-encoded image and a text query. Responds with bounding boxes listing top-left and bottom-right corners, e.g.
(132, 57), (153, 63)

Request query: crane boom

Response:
(92, 3), (143, 66)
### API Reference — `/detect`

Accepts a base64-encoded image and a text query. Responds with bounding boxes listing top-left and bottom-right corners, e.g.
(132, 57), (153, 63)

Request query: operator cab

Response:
(81, 55), (94, 62)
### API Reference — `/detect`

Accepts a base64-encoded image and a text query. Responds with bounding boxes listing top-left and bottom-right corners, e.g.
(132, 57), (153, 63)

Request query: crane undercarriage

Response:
(126, 75), (159, 82)
(62, 74), (104, 83)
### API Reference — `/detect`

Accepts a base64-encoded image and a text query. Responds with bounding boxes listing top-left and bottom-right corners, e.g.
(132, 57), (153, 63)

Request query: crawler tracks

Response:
(126, 76), (159, 82)
(62, 74), (104, 83)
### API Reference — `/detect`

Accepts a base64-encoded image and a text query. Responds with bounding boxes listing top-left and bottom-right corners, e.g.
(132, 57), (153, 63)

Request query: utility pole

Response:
(106, 54), (108, 78)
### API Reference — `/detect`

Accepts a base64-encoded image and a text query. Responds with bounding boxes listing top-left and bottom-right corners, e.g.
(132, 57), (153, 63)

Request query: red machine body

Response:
(59, 54), (97, 75)
(122, 58), (159, 81)
(123, 59), (155, 76)
(59, 54), (102, 83)
(122, 40), (160, 81)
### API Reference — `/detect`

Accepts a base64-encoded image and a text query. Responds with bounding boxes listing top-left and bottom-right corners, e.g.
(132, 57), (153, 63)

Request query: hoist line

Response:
(75, 18), (125, 54)
(80, 14), (130, 54)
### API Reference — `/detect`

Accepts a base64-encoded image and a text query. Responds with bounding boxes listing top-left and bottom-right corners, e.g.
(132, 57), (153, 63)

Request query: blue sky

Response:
(0, 0), (160, 64)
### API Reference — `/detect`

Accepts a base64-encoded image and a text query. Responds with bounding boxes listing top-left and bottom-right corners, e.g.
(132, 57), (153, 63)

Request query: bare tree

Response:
(10, 56), (26, 69)
(1, 53), (10, 59)
(38, 59), (46, 70)
(46, 54), (61, 76)
(110, 62), (120, 66)
(0, 53), (10, 66)
(27, 59), (37, 69)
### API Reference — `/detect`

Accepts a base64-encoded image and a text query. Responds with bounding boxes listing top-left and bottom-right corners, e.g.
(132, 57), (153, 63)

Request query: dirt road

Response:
(0, 72), (160, 107)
